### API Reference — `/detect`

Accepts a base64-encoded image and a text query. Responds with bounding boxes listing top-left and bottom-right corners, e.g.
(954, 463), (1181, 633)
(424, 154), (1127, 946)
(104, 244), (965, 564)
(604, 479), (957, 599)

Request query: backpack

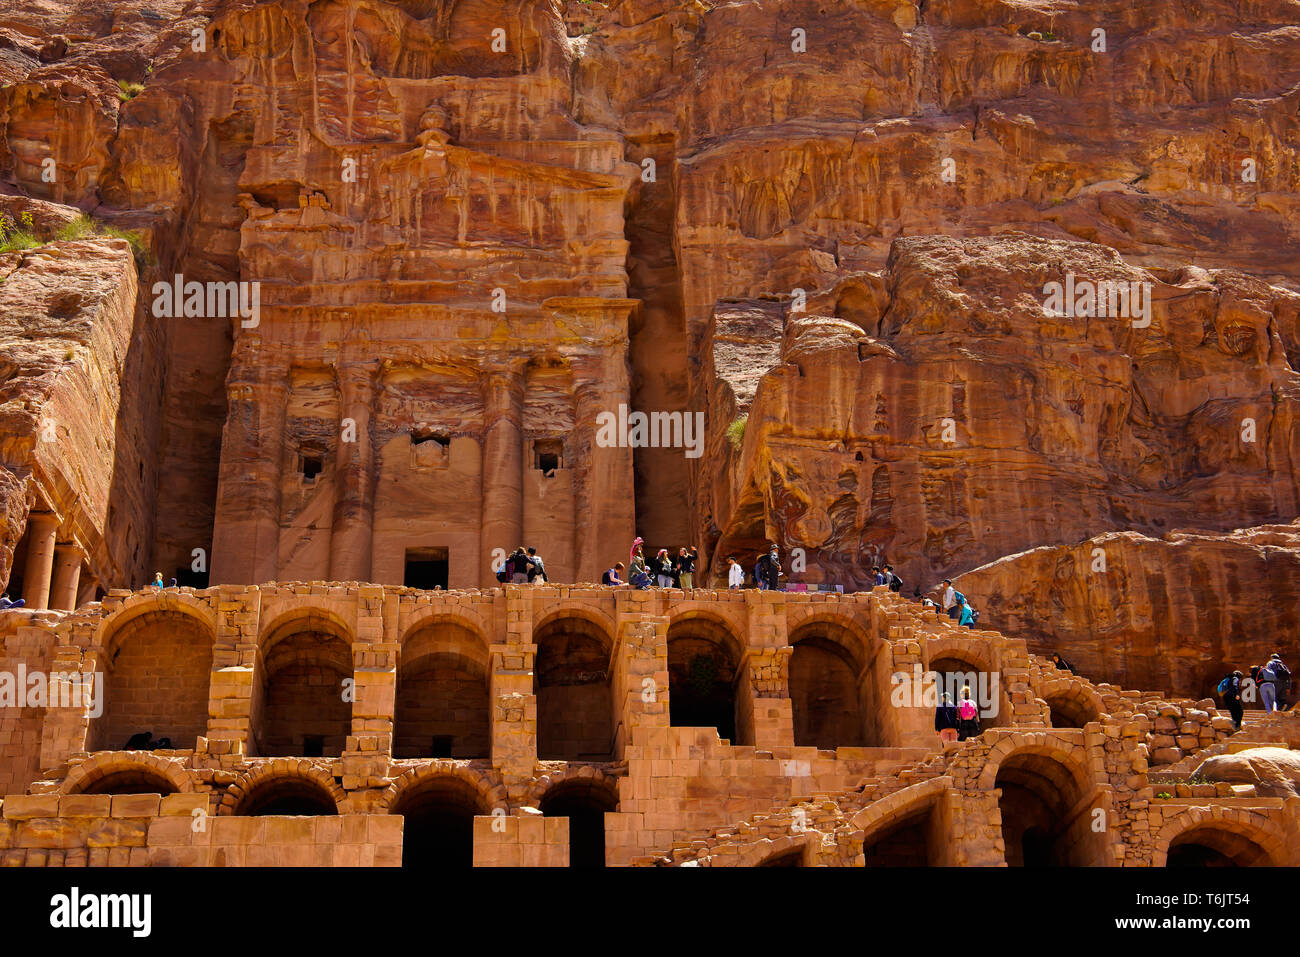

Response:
(1274, 661), (1292, 684)
(958, 699), (978, 721)
(755, 556), (768, 581)
(1216, 675), (1233, 696)
(601, 569), (613, 585)
(971, 608), (980, 623)
(495, 566), (509, 584)
(888, 574), (903, 592)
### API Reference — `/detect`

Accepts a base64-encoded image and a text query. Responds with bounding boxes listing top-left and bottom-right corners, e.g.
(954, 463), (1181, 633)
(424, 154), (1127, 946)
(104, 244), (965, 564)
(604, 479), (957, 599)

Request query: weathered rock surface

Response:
(0, 0), (1296, 704)
(0, 235), (158, 599)
(700, 233), (1300, 590)
(952, 520), (1300, 697)
(1194, 746), (1300, 799)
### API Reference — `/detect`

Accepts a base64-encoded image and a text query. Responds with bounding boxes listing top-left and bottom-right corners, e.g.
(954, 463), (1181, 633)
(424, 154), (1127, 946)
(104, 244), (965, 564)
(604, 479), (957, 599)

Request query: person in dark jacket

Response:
(1220, 670), (1245, 730)
(676, 546), (697, 590)
(759, 545), (781, 591)
(935, 692), (960, 744)
(1051, 653), (1074, 673)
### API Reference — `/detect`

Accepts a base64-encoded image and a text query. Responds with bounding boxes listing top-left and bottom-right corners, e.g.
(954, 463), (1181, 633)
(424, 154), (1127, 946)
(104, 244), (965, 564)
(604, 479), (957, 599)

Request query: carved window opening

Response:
(533, 438), (564, 476)
(405, 547), (449, 591)
(411, 429), (450, 469)
(298, 450), (324, 484)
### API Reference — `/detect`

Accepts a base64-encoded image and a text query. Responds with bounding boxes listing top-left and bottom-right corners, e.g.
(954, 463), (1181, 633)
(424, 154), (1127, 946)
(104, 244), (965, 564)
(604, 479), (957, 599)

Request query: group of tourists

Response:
(496, 546), (548, 584)
(923, 578), (979, 628)
(1216, 654), (1293, 729)
(604, 539), (698, 589)
(934, 687), (982, 743)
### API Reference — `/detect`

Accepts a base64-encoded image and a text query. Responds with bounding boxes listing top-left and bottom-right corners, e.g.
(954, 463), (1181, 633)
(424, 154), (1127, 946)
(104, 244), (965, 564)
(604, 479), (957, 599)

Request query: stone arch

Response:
(536, 773), (621, 869)
(534, 613), (616, 761)
(667, 612), (746, 744)
(397, 606), (491, 649)
(219, 761), (345, 816)
(735, 833), (817, 867)
(93, 601), (217, 752)
(848, 776), (950, 866)
(395, 618), (491, 759)
(379, 763), (507, 814)
(61, 752), (195, 796)
(532, 602), (619, 645)
(1153, 808), (1288, 867)
(1036, 678), (1106, 729)
(383, 765), (503, 869)
(925, 638), (1011, 730)
(523, 766), (621, 809)
(789, 615), (875, 749)
(93, 592), (219, 652)
(979, 736), (1105, 866)
(252, 606), (355, 758)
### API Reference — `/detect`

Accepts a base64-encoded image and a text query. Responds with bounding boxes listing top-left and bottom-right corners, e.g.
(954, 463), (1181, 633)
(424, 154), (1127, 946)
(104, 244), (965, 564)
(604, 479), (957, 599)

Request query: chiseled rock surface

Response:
(0, 238), (154, 590)
(950, 520), (1300, 698)
(701, 233), (1300, 591)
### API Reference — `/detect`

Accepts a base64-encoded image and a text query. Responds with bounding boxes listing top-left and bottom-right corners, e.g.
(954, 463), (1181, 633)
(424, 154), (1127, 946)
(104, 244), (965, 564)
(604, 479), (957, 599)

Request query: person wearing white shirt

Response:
(728, 556), (744, 589)
(940, 579), (956, 613)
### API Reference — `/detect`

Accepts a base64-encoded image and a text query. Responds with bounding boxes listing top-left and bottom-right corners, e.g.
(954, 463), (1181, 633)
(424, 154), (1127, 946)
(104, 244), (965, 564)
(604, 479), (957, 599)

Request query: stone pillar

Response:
(490, 586), (536, 788)
(479, 369), (524, 587)
(574, 353), (636, 583)
(329, 362), (379, 583)
(210, 366), (288, 586)
(743, 594), (794, 750)
(49, 544), (83, 611)
(21, 513), (58, 610)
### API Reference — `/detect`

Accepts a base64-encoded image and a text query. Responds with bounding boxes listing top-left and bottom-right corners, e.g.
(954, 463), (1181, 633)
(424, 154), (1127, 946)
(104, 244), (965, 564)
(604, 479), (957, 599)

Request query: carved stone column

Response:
(479, 368), (524, 586)
(21, 513), (59, 609)
(574, 350), (636, 583)
(50, 543), (83, 611)
(210, 359), (289, 586)
(329, 361), (379, 583)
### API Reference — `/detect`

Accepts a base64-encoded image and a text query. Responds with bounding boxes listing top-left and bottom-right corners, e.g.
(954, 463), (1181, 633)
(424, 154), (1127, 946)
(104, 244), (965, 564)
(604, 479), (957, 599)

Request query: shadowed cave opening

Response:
(539, 780), (618, 868)
(390, 777), (486, 869)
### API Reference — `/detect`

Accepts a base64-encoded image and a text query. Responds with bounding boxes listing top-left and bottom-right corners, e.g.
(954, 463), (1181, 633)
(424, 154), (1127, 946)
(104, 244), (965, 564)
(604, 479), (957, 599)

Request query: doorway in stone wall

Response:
(405, 547), (449, 590)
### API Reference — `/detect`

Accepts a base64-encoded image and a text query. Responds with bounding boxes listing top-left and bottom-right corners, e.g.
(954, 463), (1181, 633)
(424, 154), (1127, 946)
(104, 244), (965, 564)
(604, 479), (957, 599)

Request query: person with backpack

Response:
(956, 686), (981, 741)
(934, 692), (960, 744)
(756, 544), (781, 591)
(727, 556), (743, 590)
(653, 548), (675, 588)
(884, 564), (903, 593)
(957, 595), (975, 628)
(1257, 656), (1284, 713)
(1270, 653), (1292, 710)
(938, 579), (957, 617)
(508, 546), (531, 584)
(1217, 670), (1245, 730)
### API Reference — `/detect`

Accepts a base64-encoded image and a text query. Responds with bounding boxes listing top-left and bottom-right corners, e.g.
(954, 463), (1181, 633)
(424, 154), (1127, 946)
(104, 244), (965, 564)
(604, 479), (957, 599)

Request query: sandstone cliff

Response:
(951, 519), (1300, 698)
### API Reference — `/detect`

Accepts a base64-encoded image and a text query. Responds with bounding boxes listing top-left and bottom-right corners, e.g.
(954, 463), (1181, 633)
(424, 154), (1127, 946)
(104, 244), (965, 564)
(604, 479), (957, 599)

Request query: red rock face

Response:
(952, 521), (1300, 700)
(700, 233), (1300, 591)
(0, 0), (1296, 701)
